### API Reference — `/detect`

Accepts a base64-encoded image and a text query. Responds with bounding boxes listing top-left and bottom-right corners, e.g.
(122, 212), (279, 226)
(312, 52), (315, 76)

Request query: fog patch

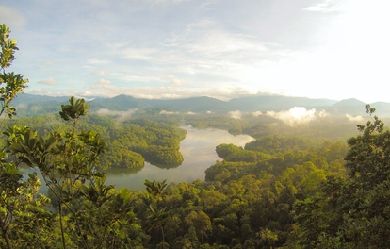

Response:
(159, 110), (179, 115)
(187, 111), (196, 115)
(206, 111), (213, 114)
(229, 110), (242, 119)
(266, 107), (328, 125)
(16, 103), (26, 109)
(96, 108), (138, 121)
(252, 111), (263, 117)
(30, 106), (42, 112)
(346, 114), (364, 122)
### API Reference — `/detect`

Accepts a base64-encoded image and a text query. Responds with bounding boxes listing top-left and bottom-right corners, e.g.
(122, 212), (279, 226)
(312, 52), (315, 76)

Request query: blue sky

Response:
(1, 0), (389, 103)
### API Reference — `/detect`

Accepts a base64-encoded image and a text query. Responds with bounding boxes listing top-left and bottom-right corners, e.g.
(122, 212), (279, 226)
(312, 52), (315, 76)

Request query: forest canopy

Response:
(1, 24), (390, 249)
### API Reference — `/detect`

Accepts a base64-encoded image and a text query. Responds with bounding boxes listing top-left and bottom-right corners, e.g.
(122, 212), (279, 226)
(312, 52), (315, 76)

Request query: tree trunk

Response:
(59, 203), (67, 249)
(0, 217), (12, 249)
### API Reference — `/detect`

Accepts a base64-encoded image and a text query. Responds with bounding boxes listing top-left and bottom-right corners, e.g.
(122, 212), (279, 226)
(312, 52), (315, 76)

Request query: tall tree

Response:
(0, 24), (28, 118)
(292, 105), (390, 248)
(0, 24), (48, 249)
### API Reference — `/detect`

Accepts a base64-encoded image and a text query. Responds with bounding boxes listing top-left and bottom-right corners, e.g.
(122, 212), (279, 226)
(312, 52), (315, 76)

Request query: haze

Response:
(1, 0), (389, 103)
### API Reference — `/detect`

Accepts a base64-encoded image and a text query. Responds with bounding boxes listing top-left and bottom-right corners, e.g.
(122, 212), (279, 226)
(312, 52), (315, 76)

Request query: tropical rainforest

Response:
(2, 24), (390, 249)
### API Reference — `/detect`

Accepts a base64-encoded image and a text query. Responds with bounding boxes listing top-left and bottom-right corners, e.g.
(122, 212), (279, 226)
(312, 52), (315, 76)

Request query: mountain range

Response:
(11, 93), (390, 117)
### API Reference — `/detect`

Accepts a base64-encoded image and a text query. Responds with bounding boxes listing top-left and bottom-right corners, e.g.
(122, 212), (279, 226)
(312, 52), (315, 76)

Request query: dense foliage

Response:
(0, 113), (186, 170)
(2, 24), (390, 249)
(291, 106), (390, 248)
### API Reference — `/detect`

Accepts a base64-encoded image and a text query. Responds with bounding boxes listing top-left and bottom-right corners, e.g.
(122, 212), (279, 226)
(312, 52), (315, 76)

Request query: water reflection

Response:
(104, 126), (254, 191)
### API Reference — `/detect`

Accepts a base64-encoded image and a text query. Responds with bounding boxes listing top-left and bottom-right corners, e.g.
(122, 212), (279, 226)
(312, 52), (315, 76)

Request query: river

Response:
(104, 125), (254, 190)
(24, 126), (254, 191)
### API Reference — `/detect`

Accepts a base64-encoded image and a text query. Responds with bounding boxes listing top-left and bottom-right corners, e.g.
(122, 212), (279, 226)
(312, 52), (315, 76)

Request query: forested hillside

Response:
(12, 92), (390, 118)
(2, 24), (390, 249)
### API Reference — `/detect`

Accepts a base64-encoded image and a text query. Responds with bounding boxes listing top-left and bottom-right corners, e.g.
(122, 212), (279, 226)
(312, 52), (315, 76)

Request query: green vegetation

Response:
(2, 24), (390, 248)
(291, 106), (390, 248)
(0, 113), (186, 170)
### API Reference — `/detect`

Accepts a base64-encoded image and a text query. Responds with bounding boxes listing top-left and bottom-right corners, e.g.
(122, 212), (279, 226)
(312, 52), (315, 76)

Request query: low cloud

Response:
(229, 110), (242, 119)
(266, 107), (328, 125)
(35, 84), (284, 101)
(187, 111), (196, 115)
(346, 114), (364, 122)
(95, 108), (138, 121)
(159, 110), (179, 115)
(30, 106), (43, 113)
(252, 111), (263, 117)
(38, 77), (57, 85)
(16, 103), (26, 109)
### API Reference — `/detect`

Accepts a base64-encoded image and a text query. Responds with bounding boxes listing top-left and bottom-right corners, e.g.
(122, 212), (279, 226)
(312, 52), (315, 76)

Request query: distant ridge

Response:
(228, 95), (337, 111)
(10, 93), (390, 117)
(91, 94), (145, 110)
(90, 94), (338, 112)
(332, 98), (366, 107)
(329, 98), (390, 117)
(89, 95), (228, 111)
(12, 94), (70, 105)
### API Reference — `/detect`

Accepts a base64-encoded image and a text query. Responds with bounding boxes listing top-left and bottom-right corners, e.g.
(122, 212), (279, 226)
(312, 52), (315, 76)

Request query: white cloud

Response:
(187, 111), (196, 115)
(303, 0), (344, 12)
(93, 70), (110, 76)
(228, 110), (242, 119)
(38, 77), (57, 85)
(15, 0), (390, 104)
(183, 30), (268, 58)
(88, 59), (112, 64)
(37, 60), (56, 69)
(201, 0), (218, 9)
(159, 110), (179, 115)
(41, 84), (262, 100)
(119, 75), (159, 83)
(266, 107), (329, 125)
(346, 114), (364, 122)
(121, 48), (156, 60)
(161, 75), (187, 86)
(252, 111), (263, 117)
(96, 79), (111, 85)
(16, 103), (26, 109)
(150, 0), (190, 5)
(0, 6), (25, 29)
(95, 108), (138, 121)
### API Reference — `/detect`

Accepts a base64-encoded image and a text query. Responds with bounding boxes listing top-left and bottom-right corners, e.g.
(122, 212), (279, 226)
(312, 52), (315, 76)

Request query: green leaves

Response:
(145, 179), (168, 199)
(0, 24), (28, 118)
(292, 107), (390, 248)
(0, 24), (18, 69)
(59, 96), (89, 121)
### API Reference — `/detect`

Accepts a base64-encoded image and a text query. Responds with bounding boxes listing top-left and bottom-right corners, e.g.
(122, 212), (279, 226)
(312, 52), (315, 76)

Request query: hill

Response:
(10, 93), (389, 117)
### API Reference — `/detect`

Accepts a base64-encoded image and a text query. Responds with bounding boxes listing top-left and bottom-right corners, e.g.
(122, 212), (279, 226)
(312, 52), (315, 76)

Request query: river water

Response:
(24, 125), (254, 191)
(104, 125), (254, 190)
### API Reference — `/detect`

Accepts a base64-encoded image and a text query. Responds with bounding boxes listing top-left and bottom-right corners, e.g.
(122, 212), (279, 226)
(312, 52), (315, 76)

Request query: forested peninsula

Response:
(2, 24), (390, 249)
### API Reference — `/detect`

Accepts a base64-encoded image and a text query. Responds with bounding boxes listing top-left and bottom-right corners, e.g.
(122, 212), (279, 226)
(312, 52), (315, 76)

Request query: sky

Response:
(1, 0), (389, 103)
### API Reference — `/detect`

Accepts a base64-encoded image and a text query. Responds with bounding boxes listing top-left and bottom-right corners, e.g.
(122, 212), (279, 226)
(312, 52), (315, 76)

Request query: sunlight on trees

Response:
(2, 23), (390, 249)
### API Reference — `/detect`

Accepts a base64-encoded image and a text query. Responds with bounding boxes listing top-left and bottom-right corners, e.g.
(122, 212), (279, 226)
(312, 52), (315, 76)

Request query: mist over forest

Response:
(2, 2), (390, 245)
(3, 89), (390, 248)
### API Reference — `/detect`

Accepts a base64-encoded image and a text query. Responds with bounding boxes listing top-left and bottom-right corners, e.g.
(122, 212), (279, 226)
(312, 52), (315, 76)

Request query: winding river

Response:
(24, 126), (254, 191)
(104, 125), (254, 190)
